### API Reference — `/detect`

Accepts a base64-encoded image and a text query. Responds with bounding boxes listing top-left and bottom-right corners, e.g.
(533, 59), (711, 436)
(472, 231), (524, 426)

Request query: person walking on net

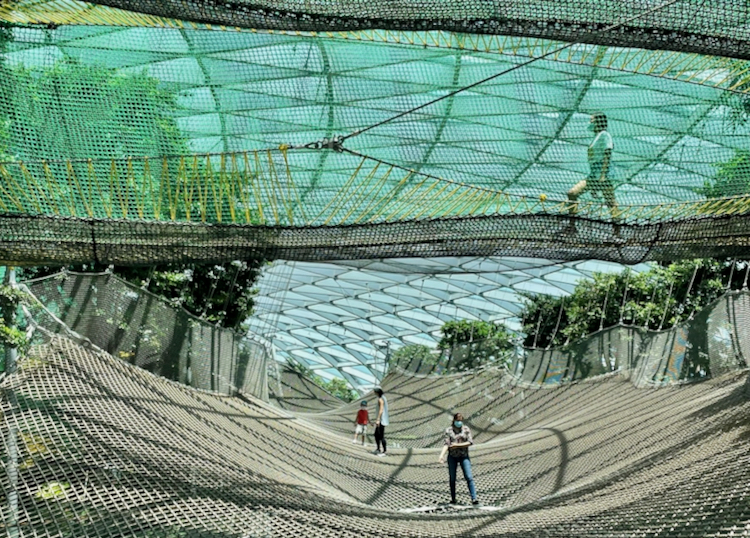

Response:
(438, 412), (479, 505)
(373, 387), (389, 457)
(567, 112), (619, 221)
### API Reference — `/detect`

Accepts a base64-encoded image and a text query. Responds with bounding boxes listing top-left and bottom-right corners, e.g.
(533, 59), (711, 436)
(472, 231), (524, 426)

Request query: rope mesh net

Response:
(392, 289), (750, 387)
(23, 271), (270, 400)
(5, 0), (750, 60)
(1, 323), (750, 536)
(2, 4), (750, 263)
(3, 1), (750, 536)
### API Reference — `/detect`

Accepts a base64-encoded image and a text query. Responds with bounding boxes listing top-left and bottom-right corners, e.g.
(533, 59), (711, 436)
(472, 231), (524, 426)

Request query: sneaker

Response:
(471, 499), (480, 506)
(351, 439), (358, 444)
(377, 452), (387, 457)
(449, 499), (457, 505)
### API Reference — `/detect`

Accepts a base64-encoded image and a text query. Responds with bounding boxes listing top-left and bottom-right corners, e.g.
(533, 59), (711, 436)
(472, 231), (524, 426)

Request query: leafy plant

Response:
(699, 150), (750, 198)
(318, 377), (358, 402)
(520, 259), (735, 349)
(0, 284), (30, 369)
(389, 344), (437, 370)
(438, 320), (514, 372)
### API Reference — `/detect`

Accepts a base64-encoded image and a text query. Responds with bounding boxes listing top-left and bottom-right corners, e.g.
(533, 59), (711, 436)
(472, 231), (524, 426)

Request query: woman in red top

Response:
(352, 400), (369, 446)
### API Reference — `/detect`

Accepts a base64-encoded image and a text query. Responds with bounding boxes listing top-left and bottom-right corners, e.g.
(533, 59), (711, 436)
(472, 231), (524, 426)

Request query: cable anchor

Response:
(305, 135), (344, 152)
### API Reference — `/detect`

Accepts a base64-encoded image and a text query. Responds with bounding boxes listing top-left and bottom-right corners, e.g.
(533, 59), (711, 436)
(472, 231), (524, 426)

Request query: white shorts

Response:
(355, 424), (367, 435)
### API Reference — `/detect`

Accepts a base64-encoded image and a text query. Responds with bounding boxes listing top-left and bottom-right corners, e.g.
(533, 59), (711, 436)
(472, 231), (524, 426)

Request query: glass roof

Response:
(1, 25), (749, 208)
(245, 258), (649, 389)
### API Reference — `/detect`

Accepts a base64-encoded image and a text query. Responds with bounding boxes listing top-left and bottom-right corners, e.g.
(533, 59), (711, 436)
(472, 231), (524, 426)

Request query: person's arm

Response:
(438, 444), (449, 463)
(376, 397), (383, 425)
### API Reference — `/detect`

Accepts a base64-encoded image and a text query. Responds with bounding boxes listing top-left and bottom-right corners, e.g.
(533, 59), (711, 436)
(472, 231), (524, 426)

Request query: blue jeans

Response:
(448, 454), (477, 501)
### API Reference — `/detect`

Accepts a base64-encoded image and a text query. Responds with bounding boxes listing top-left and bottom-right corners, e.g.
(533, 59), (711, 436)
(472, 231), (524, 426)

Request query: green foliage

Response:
(319, 377), (358, 402)
(389, 344), (437, 369)
(285, 360), (358, 402)
(21, 260), (266, 330)
(438, 319), (514, 372)
(0, 284), (30, 366)
(520, 259), (734, 348)
(699, 150), (750, 198)
(5, 59), (187, 161)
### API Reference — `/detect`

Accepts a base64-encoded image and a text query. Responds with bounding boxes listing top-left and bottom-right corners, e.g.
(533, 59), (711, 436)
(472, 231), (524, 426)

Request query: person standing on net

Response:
(352, 400), (369, 446)
(438, 412), (479, 505)
(373, 387), (389, 457)
(567, 112), (619, 220)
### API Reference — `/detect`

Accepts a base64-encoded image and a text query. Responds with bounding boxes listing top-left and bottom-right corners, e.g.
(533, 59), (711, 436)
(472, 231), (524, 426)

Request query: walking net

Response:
(2, 2), (750, 264)
(1, 314), (750, 536)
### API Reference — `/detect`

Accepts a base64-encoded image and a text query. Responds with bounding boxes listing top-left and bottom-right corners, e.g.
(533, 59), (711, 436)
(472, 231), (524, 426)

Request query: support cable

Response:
(619, 270), (632, 325)
(531, 307), (543, 349)
(658, 281), (675, 331)
(726, 259), (736, 291)
(547, 298), (566, 351)
(680, 263), (700, 324)
(600, 280), (612, 331)
(336, 0), (685, 144)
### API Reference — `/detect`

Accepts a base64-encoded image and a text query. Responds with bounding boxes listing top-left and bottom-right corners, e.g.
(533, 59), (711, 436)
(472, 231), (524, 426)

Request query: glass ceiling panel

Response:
(246, 258), (649, 389)
(2, 25), (749, 211)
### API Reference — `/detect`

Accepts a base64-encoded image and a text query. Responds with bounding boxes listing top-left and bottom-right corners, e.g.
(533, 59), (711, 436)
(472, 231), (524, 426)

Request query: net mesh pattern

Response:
(23, 271), (269, 400)
(12, 0), (750, 61)
(2, 333), (750, 537)
(267, 366), (347, 413)
(309, 289), (750, 448)
(0, 21), (749, 264)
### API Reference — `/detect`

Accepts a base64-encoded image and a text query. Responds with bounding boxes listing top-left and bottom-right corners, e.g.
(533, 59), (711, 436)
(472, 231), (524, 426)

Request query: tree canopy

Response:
(520, 259), (738, 348)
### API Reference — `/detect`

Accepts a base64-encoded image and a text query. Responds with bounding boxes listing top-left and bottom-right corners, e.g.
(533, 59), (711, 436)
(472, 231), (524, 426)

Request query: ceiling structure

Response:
(245, 258), (649, 389)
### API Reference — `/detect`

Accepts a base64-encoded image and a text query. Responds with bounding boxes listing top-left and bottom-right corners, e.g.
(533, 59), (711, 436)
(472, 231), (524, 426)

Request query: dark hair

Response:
(453, 412), (463, 421)
(591, 112), (608, 131)
(374, 388), (383, 396)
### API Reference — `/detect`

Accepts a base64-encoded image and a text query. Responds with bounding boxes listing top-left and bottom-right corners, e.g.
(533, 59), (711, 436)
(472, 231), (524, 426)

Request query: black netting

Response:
(68, 0), (750, 60)
(23, 271), (269, 399)
(5, 213), (750, 266)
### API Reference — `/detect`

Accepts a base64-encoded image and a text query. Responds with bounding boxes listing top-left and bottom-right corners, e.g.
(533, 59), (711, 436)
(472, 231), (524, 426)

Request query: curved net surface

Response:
(267, 366), (347, 412)
(2, 332), (750, 537)
(22, 271), (270, 400)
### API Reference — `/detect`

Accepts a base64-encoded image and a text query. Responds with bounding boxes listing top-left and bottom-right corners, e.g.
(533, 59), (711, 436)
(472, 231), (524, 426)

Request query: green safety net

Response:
(2, 1), (750, 265)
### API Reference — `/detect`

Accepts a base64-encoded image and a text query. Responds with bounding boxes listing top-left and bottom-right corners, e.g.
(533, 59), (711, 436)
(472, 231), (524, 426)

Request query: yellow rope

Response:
(319, 157), (366, 225)
(42, 162), (61, 215)
(251, 151), (266, 224)
(350, 166), (394, 225)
